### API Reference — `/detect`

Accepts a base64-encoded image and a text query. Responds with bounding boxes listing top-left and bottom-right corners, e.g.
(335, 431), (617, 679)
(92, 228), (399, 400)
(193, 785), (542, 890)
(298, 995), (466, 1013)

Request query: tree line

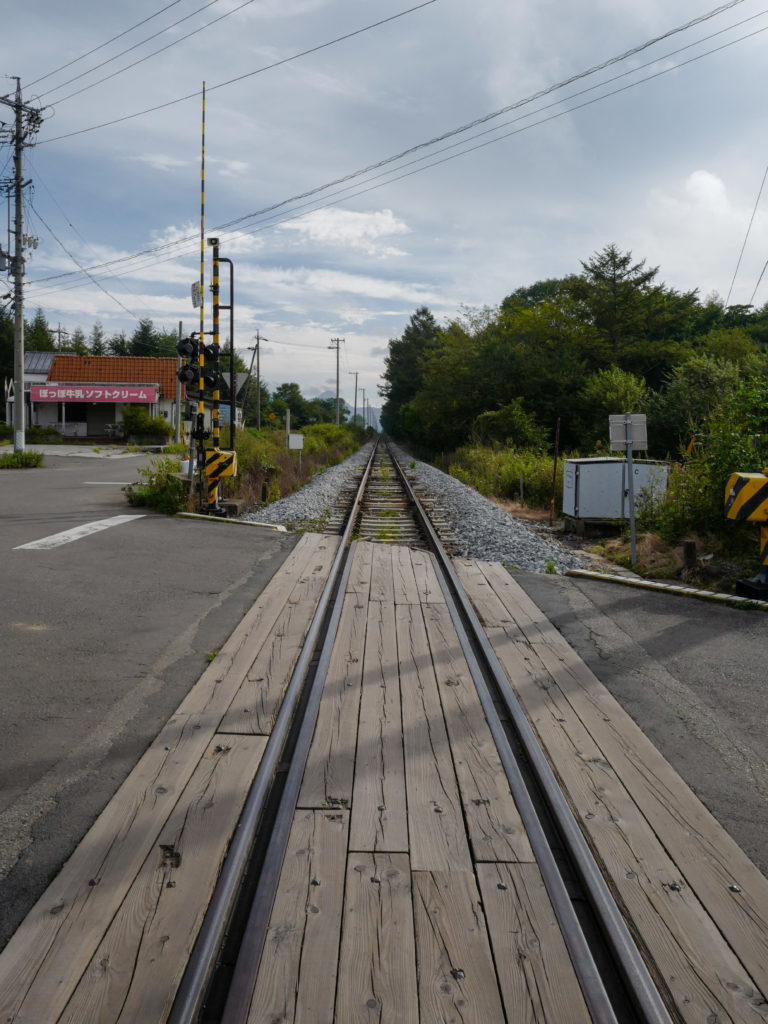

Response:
(379, 244), (768, 459)
(0, 308), (351, 430)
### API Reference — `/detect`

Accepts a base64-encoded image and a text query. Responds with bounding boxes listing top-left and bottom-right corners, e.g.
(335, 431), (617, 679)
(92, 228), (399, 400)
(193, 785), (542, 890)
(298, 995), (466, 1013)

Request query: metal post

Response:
(626, 412), (637, 565)
(209, 238), (221, 511)
(219, 256), (235, 449)
(175, 320), (182, 444)
(12, 80), (24, 453)
(360, 387), (365, 430)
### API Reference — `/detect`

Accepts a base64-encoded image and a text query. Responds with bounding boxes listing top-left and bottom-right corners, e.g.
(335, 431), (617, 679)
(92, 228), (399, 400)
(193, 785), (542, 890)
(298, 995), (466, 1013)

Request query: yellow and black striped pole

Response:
(197, 82), (206, 510)
(209, 239), (221, 510)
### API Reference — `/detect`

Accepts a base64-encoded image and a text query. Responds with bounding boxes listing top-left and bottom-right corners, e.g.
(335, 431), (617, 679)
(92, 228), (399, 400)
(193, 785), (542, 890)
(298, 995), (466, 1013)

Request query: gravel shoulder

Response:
(241, 441), (600, 574)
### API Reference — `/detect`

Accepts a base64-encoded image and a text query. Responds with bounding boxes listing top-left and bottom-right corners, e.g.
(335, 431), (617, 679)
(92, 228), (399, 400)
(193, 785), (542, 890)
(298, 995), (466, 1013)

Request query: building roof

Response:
(47, 355), (181, 400)
(24, 351), (56, 375)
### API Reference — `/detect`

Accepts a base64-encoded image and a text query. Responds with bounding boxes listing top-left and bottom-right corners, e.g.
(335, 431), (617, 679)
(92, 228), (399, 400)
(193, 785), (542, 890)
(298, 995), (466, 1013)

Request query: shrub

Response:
(123, 454), (187, 514)
(0, 450), (44, 468)
(120, 405), (173, 440)
(448, 444), (563, 508)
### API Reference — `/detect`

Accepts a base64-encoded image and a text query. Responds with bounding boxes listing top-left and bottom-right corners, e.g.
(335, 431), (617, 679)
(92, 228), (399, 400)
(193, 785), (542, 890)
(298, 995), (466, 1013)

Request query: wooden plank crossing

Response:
(4, 535), (768, 1023)
(0, 533), (340, 1024)
(455, 558), (768, 1024)
(247, 542), (591, 1024)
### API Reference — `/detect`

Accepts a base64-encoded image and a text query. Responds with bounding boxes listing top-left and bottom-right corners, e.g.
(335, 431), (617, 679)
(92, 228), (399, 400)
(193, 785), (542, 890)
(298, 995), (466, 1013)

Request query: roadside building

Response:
(5, 354), (184, 439)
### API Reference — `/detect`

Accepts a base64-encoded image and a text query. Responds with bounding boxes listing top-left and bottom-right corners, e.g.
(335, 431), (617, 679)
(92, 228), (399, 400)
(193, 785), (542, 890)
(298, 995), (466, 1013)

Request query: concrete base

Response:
(734, 576), (768, 599)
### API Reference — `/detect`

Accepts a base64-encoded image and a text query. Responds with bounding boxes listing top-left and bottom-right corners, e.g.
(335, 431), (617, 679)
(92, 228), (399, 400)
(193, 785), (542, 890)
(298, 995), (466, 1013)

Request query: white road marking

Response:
(14, 515), (146, 550)
(83, 481), (133, 485)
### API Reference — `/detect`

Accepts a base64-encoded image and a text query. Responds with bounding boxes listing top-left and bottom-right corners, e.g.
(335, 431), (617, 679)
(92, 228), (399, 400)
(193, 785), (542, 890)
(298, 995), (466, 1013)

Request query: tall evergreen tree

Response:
(379, 307), (439, 437)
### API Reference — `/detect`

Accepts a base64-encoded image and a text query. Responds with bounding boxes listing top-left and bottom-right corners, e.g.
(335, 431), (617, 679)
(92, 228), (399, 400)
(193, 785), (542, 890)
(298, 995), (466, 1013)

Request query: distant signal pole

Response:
(329, 337), (343, 424)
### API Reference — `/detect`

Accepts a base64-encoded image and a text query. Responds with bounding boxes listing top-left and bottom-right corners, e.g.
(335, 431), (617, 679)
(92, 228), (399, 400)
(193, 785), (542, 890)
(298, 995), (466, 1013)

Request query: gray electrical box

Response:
(563, 457), (668, 520)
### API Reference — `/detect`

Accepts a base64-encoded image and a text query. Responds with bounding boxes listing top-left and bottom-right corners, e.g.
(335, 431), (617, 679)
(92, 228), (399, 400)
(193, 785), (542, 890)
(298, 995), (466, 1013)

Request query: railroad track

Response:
(168, 438), (671, 1024)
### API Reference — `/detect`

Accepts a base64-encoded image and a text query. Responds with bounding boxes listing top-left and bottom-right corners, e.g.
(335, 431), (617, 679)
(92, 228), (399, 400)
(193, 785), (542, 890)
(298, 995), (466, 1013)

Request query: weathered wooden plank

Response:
(346, 540), (374, 598)
(472, 560), (768, 1006)
(453, 556), (525, 635)
(336, 853), (418, 1023)
(219, 536), (339, 734)
(369, 541), (395, 604)
(0, 713), (219, 1023)
(349, 601), (408, 853)
(297, 587), (367, 810)
(396, 603), (472, 872)
(58, 735), (267, 1024)
(246, 810), (348, 1024)
(176, 532), (339, 720)
(391, 545), (420, 605)
(422, 600), (534, 863)
(412, 869), (505, 1023)
(410, 548), (444, 603)
(477, 862), (592, 1024)
(460, 571), (768, 1021)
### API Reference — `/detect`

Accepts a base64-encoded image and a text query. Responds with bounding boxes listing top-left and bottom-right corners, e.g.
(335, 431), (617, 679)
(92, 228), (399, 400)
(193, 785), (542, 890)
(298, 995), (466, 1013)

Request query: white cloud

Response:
(279, 208), (410, 256)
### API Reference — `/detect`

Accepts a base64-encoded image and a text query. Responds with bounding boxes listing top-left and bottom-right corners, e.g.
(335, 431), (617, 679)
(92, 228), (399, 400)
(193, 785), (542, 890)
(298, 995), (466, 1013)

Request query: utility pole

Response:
(0, 78), (42, 453)
(54, 323), (69, 350)
(348, 371), (358, 426)
(329, 337), (343, 425)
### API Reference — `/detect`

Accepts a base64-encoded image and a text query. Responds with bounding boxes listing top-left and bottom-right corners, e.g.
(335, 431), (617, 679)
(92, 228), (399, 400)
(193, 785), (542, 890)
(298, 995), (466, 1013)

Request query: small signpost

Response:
(288, 431), (304, 469)
(609, 414), (648, 565)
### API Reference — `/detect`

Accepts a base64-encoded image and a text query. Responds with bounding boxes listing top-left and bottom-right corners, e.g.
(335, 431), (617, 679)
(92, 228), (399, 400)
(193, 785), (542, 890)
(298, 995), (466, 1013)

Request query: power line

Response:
(29, 203), (138, 317)
(725, 161), (768, 305)
(27, 0), (193, 89)
(39, 0), (252, 105)
(27, 15), (768, 296)
(38, 0), (439, 142)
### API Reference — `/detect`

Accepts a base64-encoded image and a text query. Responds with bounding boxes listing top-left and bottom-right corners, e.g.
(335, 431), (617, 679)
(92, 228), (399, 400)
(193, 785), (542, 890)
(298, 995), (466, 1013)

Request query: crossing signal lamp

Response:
(176, 334), (200, 385)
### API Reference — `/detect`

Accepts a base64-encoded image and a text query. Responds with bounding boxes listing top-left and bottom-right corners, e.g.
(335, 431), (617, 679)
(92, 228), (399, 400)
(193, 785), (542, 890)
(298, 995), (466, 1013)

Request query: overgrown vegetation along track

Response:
(169, 438), (671, 1024)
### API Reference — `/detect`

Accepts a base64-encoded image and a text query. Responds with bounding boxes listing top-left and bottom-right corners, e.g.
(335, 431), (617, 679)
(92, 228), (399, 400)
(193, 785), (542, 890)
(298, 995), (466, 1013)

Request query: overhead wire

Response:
(28, 202), (138, 317)
(26, 13), (768, 297)
(725, 161), (768, 305)
(27, 0), (193, 89)
(39, 0), (251, 105)
(37, 0), (439, 143)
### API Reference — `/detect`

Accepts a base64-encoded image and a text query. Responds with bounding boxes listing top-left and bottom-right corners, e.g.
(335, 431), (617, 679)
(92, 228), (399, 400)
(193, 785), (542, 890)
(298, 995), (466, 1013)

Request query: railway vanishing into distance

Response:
(1, 439), (767, 1024)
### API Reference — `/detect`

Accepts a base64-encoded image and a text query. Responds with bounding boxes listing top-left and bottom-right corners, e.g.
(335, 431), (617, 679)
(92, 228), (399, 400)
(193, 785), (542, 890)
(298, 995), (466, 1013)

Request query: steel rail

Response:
(168, 439), (379, 1024)
(388, 443), (673, 1024)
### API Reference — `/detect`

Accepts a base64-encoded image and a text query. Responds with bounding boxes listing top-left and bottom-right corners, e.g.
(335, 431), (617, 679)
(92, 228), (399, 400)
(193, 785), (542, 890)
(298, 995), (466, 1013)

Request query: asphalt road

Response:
(516, 570), (768, 880)
(0, 447), (297, 949)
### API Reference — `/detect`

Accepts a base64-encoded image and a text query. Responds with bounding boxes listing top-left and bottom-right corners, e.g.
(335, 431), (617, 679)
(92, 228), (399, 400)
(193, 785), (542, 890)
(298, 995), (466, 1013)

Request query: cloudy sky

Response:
(2, 0), (768, 406)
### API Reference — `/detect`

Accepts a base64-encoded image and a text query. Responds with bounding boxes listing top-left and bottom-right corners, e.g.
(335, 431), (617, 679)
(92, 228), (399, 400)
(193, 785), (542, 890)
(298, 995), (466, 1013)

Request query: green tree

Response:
(64, 327), (89, 355)
(648, 354), (747, 456)
(576, 367), (649, 450)
(272, 382), (309, 426)
(379, 307), (440, 437)
(129, 318), (159, 356)
(25, 308), (54, 351)
(569, 244), (696, 386)
(89, 321), (106, 355)
(108, 330), (130, 356)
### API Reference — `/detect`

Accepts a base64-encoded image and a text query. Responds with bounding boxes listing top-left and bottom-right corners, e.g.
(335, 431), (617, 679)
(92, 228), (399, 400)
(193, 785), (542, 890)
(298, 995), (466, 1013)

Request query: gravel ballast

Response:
(241, 441), (591, 574)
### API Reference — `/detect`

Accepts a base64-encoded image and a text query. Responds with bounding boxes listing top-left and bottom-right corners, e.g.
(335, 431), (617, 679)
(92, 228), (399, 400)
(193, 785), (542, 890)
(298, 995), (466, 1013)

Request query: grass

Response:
(0, 450), (44, 469)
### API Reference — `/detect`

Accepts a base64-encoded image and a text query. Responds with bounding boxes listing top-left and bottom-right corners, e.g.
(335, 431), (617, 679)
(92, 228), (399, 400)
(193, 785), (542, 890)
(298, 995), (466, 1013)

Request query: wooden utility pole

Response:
(329, 337), (343, 424)
(0, 79), (42, 452)
(348, 371), (358, 426)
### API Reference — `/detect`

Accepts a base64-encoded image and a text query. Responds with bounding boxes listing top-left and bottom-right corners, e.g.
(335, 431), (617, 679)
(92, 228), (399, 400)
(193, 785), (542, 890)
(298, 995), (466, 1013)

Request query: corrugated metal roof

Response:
(24, 351), (56, 374)
(47, 355), (182, 399)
